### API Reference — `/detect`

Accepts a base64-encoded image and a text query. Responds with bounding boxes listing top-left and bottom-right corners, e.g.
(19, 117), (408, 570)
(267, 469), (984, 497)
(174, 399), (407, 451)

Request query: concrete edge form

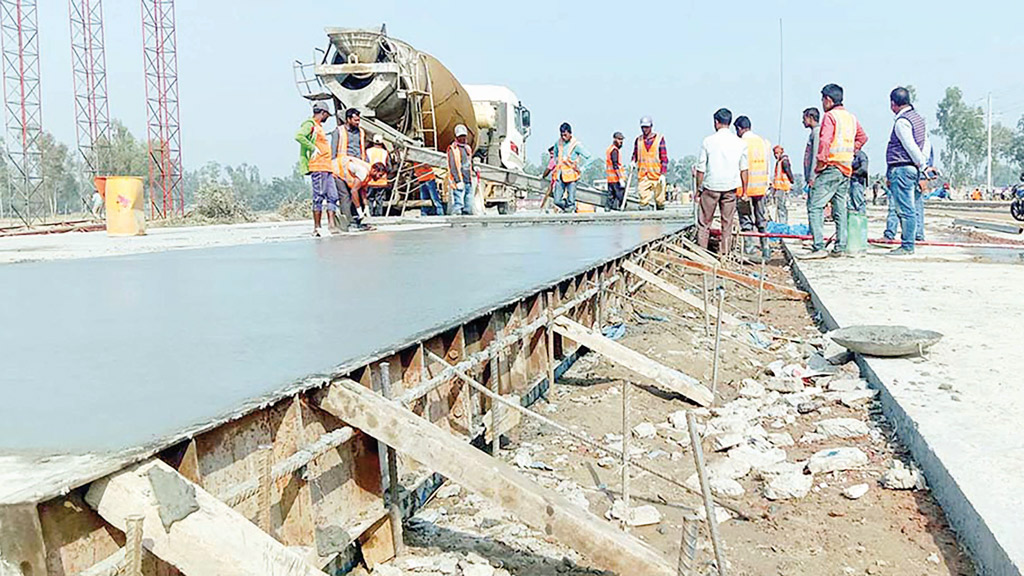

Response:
(783, 242), (1018, 576)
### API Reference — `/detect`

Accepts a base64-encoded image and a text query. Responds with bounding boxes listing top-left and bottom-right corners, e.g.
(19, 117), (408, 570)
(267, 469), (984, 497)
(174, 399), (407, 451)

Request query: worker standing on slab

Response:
(447, 124), (475, 215)
(366, 134), (391, 216)
(695, 108), (748, 255)
(605, 132), (626, 211)
(801, 108), (821, 216)
(552, 122), (592, 213)
(772, 145), (794, 224)
(631, 116), (669, 210)
(734, 116), (772, 259)
(332, 108), (367, 161)
(884, 86), (936, 256)
(296, 101), (339, 237)
(799, 84), (868, 260)
(335, 156), (387, 232)
(414, 163), (443, 216)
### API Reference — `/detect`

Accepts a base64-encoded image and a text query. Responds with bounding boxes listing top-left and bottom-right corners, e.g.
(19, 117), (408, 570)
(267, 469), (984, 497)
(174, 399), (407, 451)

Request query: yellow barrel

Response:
(103, 176), (146, 236)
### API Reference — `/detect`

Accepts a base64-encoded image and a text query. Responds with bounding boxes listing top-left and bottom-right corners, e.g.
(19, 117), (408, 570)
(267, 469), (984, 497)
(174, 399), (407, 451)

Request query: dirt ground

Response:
(379, 247), (975, 576)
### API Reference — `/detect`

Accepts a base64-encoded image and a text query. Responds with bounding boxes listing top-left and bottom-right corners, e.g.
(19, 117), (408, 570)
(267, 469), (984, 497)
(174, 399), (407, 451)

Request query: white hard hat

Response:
(454, 124), (468, 137)
(640, 116), (653, 127)
(372, 133), (384, 145)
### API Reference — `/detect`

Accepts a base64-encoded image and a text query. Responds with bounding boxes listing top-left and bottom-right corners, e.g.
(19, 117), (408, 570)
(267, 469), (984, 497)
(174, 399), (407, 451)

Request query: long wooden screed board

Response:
(319, 379), (676, 576)
(621, 260), (742, 326)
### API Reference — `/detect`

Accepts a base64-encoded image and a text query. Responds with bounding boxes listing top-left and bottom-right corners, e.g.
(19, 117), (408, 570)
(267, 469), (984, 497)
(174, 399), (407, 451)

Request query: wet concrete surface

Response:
(0, 222), (681, 459)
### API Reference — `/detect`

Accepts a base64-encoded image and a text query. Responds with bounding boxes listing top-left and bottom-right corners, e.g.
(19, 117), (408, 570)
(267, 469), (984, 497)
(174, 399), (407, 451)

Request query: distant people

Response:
(447, 124), (475, 215)
(90, 187), (104, 219)
(552, 122), (592, 212)
(883, 86), (936, 255)
(335, 155), (386, 231)
(799, 83), (868, 259)
(631, 116), (669, 210)
(366, 134), (391, 216)
(916, 144), (937, 241)
(850, 148), (868, 214)
(333, 108), (367, 161)
(871, 180), (882, 205)
(971, 188), (982, 200)
(296, 101), (339, 237)
(935, 182), (951, 200)
(734, 116), (771, 259)
(772, 145), (794, 224)
(696, 108), (749, 255)
(802, 107), (821, 213)
(605, 131), (626, 211)
(414, 163), (443, 216)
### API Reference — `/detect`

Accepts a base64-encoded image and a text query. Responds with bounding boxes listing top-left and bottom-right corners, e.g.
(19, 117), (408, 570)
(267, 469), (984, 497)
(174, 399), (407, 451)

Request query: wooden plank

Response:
(319, 379), (675, 576)
(666, 241), (718, 268)
(622, 260), (742, 326)
(552, 316), (713, 407)
(652, 251), (810, 300)
(0, 504), (48, 576)
(84, 459), (327, 576)
(358, 515), (395, 569)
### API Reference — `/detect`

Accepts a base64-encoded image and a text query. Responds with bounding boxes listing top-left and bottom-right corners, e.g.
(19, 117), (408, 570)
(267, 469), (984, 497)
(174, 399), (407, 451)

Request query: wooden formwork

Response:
(13, 230), (688, 576)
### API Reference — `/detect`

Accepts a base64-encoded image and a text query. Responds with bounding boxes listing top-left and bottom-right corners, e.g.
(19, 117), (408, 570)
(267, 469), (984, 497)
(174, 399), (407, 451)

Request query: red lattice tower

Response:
(140, 0), (182, 218)
(0, 0), (43, 225)
(68, 0), (110, 177)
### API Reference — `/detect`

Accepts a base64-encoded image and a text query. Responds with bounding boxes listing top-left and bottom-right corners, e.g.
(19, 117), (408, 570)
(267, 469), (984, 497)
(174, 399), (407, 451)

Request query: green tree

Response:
(934, 86), (986, 186)
(667, 156), (697, 189)
(95, 120), (148, 177)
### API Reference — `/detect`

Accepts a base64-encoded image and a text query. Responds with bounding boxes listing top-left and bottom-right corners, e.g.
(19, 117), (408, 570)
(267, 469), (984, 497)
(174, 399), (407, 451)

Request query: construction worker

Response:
(801, 108), (821, 217)
(696, 108), (748, 255)
(447, 124), (474, 215)
(772, 145), (794, 224)
(734, 116), (771, 259)
(605, 132), (626, 211)
(799, 84), (868, 259)
(884, 86), (936, 256)
(366, 134), (391, 216)
(295, 101), (338, 237)
(333, 108), (367, 161)
(334, 155), (387, 232)
(631, 116), (668, 210)
(414, 163), (443, 216)
(552, 122), (591, 212)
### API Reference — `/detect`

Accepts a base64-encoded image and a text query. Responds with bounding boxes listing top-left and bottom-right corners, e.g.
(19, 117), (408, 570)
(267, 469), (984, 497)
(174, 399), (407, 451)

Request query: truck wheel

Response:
(497, 200), (517, 215)
(1012, 199), (1024, 222)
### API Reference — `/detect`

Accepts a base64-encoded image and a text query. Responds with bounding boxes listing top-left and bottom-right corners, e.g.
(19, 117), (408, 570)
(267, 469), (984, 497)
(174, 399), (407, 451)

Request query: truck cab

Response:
(465, 85), (531, 172)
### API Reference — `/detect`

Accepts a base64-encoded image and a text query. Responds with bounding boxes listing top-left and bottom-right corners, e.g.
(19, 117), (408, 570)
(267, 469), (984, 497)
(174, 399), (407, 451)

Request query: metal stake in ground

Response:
(490, 355), (500, 456)
(546, 291), (556, 392)
(125, 513), (144, 576)
(702, 272), (710, 337)
(621, 378), (631, 531)
(378, 362), (406, 556)
(756, 258), (766, 321)
(677, 513), (700, 576)
(686, 411), (728, 576)
(711, 288), (725, 402)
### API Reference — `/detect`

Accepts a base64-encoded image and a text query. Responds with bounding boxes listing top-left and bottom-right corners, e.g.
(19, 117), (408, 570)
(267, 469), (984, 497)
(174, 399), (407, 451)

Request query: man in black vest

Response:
(885, 87), (936, 255)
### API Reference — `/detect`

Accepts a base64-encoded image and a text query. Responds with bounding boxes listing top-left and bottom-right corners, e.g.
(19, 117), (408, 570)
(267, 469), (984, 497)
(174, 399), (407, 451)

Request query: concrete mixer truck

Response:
(294, 25), (534, 214)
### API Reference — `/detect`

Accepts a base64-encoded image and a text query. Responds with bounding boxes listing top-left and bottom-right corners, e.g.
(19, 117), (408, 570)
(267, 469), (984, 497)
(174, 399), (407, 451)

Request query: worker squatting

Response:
(297, 83), (937, 254)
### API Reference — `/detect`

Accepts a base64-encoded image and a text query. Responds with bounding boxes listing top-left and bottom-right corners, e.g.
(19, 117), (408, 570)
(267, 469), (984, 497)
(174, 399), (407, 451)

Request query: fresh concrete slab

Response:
(0, 221), (681, 505)
(790, 246), (1024, 575)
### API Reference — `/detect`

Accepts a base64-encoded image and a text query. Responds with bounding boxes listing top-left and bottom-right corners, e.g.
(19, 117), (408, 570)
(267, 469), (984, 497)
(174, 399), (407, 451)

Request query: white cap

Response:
(640, 116), (653, 127)
(454, 124), (468, 137)
(372, 133), (384, 145)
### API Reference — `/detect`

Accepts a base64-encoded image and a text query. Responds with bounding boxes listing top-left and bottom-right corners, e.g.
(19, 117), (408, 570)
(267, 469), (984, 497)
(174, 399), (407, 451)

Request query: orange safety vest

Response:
(308, 119), (333, 173)
(742, 132), (769, 198)
(366, 147), (389, 187)
(635, 134), (664, 181)
(335, 156), (372, 189)
(825, 108), (857, 176)
(338, 126), (367, 160)
(605, 144), (623, 184)
(556, 138), (580, 183)
(413, 163), (436, 183)
(773, 154), (792, 191)
(447, 142), (472, 185)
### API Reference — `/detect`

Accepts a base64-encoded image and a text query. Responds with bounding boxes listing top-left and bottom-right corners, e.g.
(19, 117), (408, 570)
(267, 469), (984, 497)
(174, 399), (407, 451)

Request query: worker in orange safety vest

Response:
(447, 124), (475, 215)
(334, 155), (387, 232)
(734, 116), (772, 259)
(631, 116), (668, 210)
(365, 134), (391, 216)
(551, 122), (592, 213)
(605, 132), (626, 211)
(414, 163), (443, 216)
(772, 145), (794, 224)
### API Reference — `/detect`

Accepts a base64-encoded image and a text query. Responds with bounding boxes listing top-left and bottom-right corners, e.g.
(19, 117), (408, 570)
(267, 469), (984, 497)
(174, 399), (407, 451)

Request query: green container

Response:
(847, 212), (868, 253)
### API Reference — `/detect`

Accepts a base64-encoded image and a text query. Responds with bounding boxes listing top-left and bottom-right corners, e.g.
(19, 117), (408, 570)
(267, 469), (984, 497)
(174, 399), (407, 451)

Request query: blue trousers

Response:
(808, 166), (849, 252)
(915, 189), (925, 241)
(419, 180), (443, 216)
(451, 182), (474, 215)
(554, 180), (577, 212)
(849, 181), (867, 214)
(886, 165), (919, 251)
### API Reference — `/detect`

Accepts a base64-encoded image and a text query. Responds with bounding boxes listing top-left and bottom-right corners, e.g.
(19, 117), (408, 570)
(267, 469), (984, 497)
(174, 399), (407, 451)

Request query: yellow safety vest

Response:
(742, 132), (769, 198)
(636, 134), (664, 181)
(825, 108), (857, 176)
(556, 138), (580, 183)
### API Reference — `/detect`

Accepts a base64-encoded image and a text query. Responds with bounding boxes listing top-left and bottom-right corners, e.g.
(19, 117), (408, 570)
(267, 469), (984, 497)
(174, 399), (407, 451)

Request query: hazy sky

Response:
(32, 0), (1024, 178)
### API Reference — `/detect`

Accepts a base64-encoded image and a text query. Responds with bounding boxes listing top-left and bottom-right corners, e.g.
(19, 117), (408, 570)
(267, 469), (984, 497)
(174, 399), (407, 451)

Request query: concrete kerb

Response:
(782, 241), (1016, 576)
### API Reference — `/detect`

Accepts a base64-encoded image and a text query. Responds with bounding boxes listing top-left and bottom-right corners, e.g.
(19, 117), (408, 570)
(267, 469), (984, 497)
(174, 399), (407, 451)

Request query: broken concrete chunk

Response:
(764, 470), (813, 500)
(843, 483), (870, 500)
(632, 422), (657, 439)
(627, 505), (662, 527)
(685, 473), (745, 498)
(828, 378), (867, 392)
(706, 455), (752, 481)
(739, 378), (766, 398)
(807, 447), (869, 474)
(462, 563), (495, 576)
(839, 389), (878, 407)
(765, 377), (804, 393)
(767, 432), (795, 447)
(797, 400), (824, 414)
(727, 442), (787, 472)
(145, 465), (200, 532)
(882, 460), (927, 490)
(816, 418), (870, 438)
(668, 410), (689, 430)
(372, 565), (405, 576)
(710, 433), (744, 452)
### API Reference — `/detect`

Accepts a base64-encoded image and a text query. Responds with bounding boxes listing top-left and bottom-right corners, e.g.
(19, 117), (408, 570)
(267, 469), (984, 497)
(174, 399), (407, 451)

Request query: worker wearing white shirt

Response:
(695, 108), (749, 255)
